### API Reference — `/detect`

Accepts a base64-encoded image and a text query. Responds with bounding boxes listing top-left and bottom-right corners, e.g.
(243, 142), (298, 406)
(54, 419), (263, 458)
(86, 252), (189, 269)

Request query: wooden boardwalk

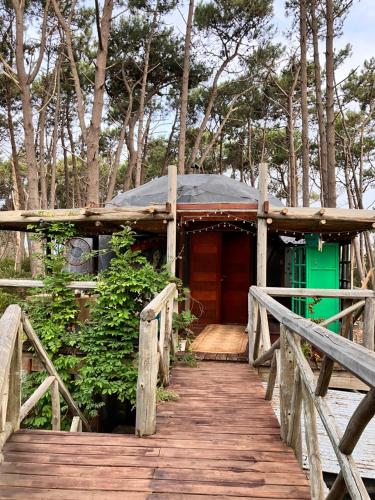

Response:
(0, 362), (310, 499)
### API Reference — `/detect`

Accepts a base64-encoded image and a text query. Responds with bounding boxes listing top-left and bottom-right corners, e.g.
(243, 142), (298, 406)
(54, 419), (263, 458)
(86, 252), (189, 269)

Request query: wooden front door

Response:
(189, 232), (221, 324)
(189, 231), (252, 325)
(221, 232), (251, 324)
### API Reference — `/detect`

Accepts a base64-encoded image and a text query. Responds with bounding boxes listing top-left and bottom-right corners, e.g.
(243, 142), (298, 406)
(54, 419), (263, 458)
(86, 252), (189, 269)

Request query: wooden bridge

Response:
(0, 282), (374, 499)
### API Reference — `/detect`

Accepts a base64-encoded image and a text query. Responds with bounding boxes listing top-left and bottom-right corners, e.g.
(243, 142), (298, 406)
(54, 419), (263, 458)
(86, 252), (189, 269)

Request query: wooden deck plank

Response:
(0, 361), (310, 498)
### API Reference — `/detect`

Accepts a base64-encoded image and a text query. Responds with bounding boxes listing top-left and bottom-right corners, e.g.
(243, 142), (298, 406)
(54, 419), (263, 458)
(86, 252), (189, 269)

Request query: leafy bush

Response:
(75, 226), (170, 416)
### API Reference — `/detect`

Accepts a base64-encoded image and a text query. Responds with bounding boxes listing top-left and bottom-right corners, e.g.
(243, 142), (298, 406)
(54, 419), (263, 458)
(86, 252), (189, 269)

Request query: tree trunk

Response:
(105, 120), (127, 203)
(49, 64), (62, 208)
(311, 0), (328, 206)
(247, 116), (255, 187)
(86, 0), (114, 205)
(325, 0), (336, 207)
(162, 107), (179, 175)
(124, 115), (137, 191)
(177, 0), (194, 174)
(300, 0), (309, 206)
(39, 106), (48, 209)
(66, 105), (82, 207)
(287, 66), (300, 207)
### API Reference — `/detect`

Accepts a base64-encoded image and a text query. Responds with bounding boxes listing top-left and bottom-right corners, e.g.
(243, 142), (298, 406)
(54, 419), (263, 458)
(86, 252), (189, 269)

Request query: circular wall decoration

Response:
(65, 238), (91, 266)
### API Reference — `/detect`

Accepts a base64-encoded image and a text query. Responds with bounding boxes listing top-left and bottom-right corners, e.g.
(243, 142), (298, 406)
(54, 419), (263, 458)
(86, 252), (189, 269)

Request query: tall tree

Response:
(299, 0), (309, 206)
(325, 0), (336, 207)
(177, 0), (194, 175)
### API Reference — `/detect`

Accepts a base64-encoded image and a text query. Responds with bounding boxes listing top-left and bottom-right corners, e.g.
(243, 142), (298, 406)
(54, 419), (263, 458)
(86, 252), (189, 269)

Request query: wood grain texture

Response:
(0, 361), (310, 498)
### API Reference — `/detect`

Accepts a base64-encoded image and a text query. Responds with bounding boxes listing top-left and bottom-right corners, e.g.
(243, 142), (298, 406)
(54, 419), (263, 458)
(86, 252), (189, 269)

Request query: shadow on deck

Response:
(0, 361), (310, 499)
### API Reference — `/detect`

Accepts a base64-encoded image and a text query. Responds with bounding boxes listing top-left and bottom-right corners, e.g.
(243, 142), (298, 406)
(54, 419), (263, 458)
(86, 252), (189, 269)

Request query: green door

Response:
(306, 244), (339, 333)
(288, 241), (340, 333)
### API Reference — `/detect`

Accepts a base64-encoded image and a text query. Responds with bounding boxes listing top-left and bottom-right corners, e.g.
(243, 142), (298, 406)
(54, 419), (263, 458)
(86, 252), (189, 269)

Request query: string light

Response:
(185, 221), (255, 235)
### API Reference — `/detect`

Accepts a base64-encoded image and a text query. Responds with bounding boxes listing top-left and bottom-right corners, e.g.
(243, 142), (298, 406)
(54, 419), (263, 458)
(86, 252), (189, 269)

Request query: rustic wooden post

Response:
(287, 364), (302, 466)
(265, 351), (277, 401)
(363, 297), (375, 351)
(5, 323), (22, 432)
(166, 165), (177, 275)
(247, 292), (254, 363)
(302, 381), (325, 500)
(136, 319), (159, 436)
(279, 325), (295, 442)
(51, 378), (61, 431)
(256, 162), (268, 288)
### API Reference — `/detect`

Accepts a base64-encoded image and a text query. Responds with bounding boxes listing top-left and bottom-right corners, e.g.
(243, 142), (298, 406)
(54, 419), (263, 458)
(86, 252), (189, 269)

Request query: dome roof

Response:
(107, 174), (283, 207)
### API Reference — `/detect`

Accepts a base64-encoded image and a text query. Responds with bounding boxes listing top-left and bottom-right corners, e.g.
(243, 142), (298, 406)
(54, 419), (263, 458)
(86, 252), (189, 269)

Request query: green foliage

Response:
(22, 223), (87, 429)
(156, 387), (179, 402)
(176, 352), (198, 368)
(172, 309), (197, 333)
(0, 257), (32, 314)
(76, 226), (170, 416)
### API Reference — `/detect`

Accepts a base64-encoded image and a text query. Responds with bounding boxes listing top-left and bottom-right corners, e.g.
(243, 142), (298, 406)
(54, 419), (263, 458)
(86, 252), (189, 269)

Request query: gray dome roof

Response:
(108, 174), (283, 207)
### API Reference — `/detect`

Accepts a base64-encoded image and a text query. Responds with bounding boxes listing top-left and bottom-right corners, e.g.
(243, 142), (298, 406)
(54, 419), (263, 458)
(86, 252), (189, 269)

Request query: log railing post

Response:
(136, 319), (159, 436)
(6, 323), (22, 433)
(166, 165), (177, 275)
(363, 297), (375, 351)
(256, 162), (268, 289)
(287, 364), (302, 466)
(302, 381), (325, 500)
(279, 326), (295, 442)
(51, 378), (61, 431)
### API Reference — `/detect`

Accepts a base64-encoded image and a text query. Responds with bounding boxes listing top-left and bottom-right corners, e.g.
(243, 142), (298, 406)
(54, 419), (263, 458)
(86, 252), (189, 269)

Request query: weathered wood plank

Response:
(0, 279), (97, 289)
(315, 356), (335, 397)
(136, 319), (159, 436)
(51, 379), (60, 431)
(22, 314), (91, 431)
(20, 376), (55, 422)
(257, 287), (374, 299)
(250, 286), (375, 389)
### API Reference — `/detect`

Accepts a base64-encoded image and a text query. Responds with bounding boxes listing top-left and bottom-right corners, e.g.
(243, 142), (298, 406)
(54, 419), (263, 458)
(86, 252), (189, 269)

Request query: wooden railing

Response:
(136, 283), (178, 437)
(0, 305), (90, 456)
(248, 286), (375, 499)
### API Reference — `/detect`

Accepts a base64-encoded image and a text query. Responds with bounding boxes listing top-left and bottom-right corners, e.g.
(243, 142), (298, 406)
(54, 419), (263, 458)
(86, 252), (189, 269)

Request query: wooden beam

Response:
(256, 162), (268, 287)
(135, 319), (159, 436)
(51, 379), (61, 431)
(258, 286), (374, 299)
(5, 323), (22, 432)
(285, 330), (370, 500)
(22, 314), (91, 431)
(166, 165), (177, 275)
(0, 305), (22, 436)
(287, 365), (302, 466)
(315, 355), (335, 397)
(0, 279), (97, 290)
(250, 286), (375, 389)
(70, 416), (82, 432)
(253, 338), (280, 367)
(319, 299), (365, 328)
(301, 380), (325, 499)
(265, 351), (277, 401)
(279, 325), (295, 442)
(266, 205), (375, 223)
(20, 376), (55, 422)
(363, 297), (375, 351)
(339, 387), (375, 455)
(140, 283), (176, 321)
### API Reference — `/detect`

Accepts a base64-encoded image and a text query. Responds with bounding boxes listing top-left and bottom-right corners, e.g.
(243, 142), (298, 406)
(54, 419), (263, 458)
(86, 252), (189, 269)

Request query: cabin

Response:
(0, 165), (374, 498)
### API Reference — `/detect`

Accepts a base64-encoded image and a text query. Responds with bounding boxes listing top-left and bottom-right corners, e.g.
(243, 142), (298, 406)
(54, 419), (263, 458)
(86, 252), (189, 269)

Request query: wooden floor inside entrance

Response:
(191, 323), (249, 362)
(0, 362), (310, 499)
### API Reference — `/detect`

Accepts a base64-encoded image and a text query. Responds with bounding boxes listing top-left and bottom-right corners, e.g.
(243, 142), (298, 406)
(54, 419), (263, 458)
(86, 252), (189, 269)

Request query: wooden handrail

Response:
(0, 305), (90, 453)
(249, 286), (375, 500)
(258, 286), (374, 298)
(250, 286), (375, 388)
(136, 283), (178, 437)
(140, 283), (176, 321)
(0, 279), (97, 289)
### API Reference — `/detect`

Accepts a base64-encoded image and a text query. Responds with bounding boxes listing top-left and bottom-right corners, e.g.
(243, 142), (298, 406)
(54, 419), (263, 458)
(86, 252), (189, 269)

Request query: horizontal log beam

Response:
(257, 287), (374, 299)
(250, 286), (375, 389)
(0, 279), (97, 290)
(265, 205), (375, 223)
(20, 376), (55, 422)
(320, 300), (365, 327)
